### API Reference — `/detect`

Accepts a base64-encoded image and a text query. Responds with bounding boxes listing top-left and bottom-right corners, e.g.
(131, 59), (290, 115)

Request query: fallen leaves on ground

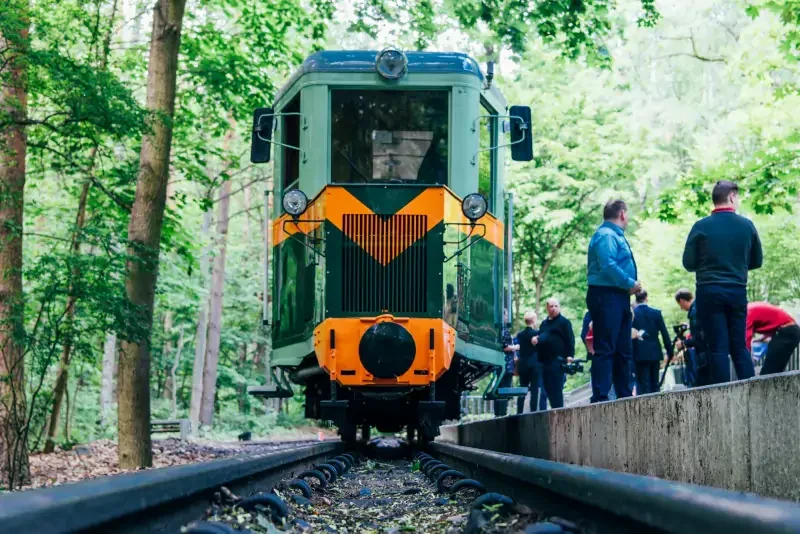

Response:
(24, 428), (336, 491)
(199, 457), (546, 533)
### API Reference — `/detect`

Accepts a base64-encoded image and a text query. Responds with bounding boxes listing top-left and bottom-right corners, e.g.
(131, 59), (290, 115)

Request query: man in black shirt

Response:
(682, 181), (762, 384)
(532, 298), (575, 409)
(515, 311), (540, 413)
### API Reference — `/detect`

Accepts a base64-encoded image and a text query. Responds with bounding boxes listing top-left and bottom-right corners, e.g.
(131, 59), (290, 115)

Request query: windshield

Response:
(331, 90), (448, 184)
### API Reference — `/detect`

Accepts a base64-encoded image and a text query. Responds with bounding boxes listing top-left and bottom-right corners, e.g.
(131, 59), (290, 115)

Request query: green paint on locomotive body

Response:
(269, 51), (509, 370)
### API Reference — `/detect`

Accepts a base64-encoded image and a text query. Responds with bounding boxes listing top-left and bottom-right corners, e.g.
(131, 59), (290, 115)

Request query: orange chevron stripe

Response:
(273, 186), (504, 254)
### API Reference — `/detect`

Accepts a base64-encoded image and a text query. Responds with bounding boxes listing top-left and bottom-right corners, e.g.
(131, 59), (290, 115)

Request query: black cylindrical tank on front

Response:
(358, 322), (416, 378)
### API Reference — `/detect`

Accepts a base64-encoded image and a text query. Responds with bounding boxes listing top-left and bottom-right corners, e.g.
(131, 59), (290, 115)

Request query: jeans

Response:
(517, 359), (541, 413)
(761, 325), (800, 375)
(587, 286), (634, 403)
(695, 284), (754, 384)
(635, 361), (660, 395)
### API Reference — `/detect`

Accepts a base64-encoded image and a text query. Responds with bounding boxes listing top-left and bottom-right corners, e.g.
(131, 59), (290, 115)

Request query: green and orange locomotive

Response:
(248, 48), (533, 442)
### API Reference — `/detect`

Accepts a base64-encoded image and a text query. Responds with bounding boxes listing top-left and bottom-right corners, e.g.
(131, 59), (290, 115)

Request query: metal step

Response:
(246, 385), (294, 399)
(496, 387), (529, 398)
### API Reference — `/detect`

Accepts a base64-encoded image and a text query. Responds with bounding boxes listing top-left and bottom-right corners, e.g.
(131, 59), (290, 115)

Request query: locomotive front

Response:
(249, 49), (532, 442)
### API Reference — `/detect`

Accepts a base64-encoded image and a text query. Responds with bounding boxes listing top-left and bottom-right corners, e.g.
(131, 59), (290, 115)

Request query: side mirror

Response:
(509, 105), (533, 162)
(251, 107), (274, 163)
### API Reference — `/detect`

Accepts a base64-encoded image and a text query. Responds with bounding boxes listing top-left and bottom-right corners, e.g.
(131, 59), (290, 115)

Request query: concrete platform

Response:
(438, 371), (800, 501)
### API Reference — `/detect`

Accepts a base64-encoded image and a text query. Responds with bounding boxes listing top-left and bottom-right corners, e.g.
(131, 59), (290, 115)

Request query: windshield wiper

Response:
(336, 148), (369, 183)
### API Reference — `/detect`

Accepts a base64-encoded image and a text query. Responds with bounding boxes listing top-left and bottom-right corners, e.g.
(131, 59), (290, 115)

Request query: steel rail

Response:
(431, 442), (800, 534)
(0, 441), (343, 534)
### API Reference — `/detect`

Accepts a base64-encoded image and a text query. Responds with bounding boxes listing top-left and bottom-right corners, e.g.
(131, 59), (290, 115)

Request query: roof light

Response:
(376, 48), (408, 80)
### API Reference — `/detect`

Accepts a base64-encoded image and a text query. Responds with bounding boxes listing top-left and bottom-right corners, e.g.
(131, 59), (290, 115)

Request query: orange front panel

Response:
(313, 315), (455, 387)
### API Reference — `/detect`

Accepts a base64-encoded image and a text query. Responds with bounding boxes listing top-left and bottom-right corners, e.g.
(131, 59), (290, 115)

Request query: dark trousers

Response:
(517, 359), (541, 413)
(761, 325), (800, 375)
(695, 284), (754, 384)
(694, 350), (711, 386)
(635, 361), (660, 395)
(541, 359), (565, 409)
(683, 347), (697, 387)
(587, 286), (634, 403)
(493, 373), (513, 416)
(538, 371), (566, 409)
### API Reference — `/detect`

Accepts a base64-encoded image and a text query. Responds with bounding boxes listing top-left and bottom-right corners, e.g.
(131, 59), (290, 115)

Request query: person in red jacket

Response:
(746, 302), (800, 375)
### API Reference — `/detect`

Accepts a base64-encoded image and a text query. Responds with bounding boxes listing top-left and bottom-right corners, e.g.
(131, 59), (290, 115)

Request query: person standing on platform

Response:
(494, 309), (519, 416)
(631, 291), (673, 394)
(674, 289), (707, 386)
(746, 302), (800, 375)
(682, 181), (763, 384)
(515, 311), (540, 413)
(532, 298), (574, 409)
(586, 199), (640, 403)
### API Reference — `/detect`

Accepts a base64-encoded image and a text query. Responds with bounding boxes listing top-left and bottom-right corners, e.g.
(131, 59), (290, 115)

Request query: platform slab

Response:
(439, 371), (800, 501)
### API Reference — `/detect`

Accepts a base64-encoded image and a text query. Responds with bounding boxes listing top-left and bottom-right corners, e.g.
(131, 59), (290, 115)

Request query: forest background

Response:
(0, 0), (798, 488)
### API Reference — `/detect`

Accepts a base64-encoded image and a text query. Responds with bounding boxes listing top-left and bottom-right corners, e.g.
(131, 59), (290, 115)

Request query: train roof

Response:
(274, 50), (503, 106)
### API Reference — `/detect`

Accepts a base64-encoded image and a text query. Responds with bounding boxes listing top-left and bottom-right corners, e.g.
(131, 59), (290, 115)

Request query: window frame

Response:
(328, 88), (452, 186)
(477, 98), (498, 214)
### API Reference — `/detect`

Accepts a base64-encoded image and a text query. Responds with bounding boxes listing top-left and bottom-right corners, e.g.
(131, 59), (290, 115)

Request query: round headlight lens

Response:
(376, 48), (408, 80)
(462, 193), (488, 221)
(282, 189), (308, 217)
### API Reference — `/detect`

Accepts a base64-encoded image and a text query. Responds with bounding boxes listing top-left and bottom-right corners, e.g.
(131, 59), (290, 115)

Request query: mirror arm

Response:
(254, 111), (308, 163)
(471, 129), (526, 165)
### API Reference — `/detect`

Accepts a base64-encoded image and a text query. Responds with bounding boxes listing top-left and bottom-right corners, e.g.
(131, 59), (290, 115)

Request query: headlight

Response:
(462, 193), (488, 221)
(375, 48), (408, 80)
(282, 189), (308, 217)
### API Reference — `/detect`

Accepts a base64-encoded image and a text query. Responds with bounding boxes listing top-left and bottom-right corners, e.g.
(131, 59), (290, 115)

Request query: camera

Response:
(562, 359), (585, 375)
(673, 324), (688, 338)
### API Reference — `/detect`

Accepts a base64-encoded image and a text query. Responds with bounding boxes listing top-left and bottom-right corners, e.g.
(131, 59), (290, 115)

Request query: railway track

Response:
(3, 438), (800, 533)
(428, 442), (800, 534)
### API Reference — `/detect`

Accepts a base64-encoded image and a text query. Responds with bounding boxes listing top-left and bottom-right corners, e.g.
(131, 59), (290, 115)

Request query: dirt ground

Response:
(24, 426), (337, 490)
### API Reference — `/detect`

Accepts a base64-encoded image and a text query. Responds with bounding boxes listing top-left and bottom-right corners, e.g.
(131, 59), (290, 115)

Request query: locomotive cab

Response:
(248, 49), (532, 442)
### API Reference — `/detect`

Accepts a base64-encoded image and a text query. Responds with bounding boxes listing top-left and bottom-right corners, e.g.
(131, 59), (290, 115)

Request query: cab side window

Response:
(477, 101), (496, 212)
(282, 94), (301, 193)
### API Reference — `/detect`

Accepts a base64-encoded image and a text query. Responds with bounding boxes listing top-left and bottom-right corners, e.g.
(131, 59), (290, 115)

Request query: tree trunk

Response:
(171, 325), (184, 419)
(117, 0), (187, 470)
(161, 311), (173, 400)
(100, 332), (116, 424)
(189, 209), (212, 429)
(237, 344), (247, 413)
(0, 0), (31, 488)
(243, 181), (251, 240)
(63, 386), (70, 444)
(43, 181), (91, 453)
(200, 178), (233, 426)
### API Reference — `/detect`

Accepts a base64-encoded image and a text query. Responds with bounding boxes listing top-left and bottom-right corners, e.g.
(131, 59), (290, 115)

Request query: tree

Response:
(200, 178), (233, 425)
(505, 43), (655, 316)
(117, 0), (188, 470)
(0, 0), (31, 488)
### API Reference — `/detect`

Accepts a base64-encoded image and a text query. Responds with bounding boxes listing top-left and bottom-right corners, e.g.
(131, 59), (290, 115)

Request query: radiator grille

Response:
(342, 214), (427, 313)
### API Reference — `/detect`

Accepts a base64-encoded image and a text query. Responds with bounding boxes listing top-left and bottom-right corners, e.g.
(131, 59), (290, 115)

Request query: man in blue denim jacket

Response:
(586, 200), (641, 403)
